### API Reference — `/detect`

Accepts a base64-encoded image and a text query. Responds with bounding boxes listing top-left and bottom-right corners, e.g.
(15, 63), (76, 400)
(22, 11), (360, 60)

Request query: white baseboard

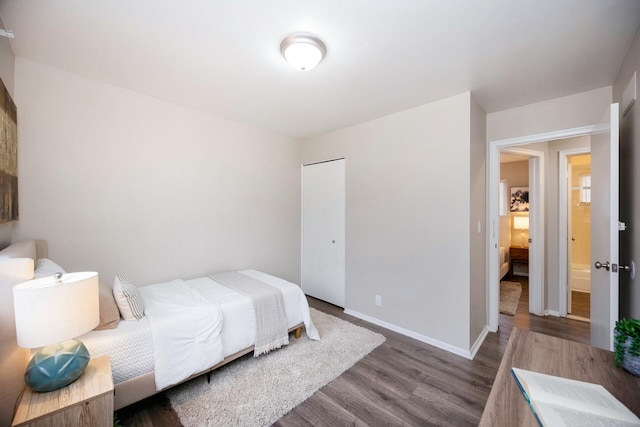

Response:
(545, 310), (560, 317)
(343, 308), (479, 360)
(469, 326), (490, 359)
(567, 314), (591, 323)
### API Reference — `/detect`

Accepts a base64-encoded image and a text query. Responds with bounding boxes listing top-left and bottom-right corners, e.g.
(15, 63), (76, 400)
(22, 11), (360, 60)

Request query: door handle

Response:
(595, 261), (610, 271)
(620, 261), (636, 280)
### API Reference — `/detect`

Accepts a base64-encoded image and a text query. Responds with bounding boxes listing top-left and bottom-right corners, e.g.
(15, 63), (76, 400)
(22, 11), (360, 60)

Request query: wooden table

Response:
(12, 356), (114, 427)
(479, 328), (640, 426)
(509, 246), (528, 277)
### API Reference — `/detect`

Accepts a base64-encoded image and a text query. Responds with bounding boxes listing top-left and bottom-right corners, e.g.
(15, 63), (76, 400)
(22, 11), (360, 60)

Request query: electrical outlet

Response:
(375, 295), (382, 306)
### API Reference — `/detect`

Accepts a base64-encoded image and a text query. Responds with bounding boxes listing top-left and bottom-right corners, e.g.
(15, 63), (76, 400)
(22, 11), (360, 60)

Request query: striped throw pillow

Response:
(112, 275), (145, 320)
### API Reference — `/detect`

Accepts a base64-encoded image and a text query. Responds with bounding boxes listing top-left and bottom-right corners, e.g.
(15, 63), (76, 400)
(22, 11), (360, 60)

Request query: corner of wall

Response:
(469, 92), (488, 346)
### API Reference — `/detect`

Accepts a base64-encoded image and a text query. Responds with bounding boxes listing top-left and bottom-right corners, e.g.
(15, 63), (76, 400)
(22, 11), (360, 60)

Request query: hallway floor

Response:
(500, 275), (590, 345)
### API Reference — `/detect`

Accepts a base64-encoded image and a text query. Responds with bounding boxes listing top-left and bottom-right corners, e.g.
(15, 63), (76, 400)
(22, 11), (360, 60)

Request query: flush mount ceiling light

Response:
(280, 33), (326, 71)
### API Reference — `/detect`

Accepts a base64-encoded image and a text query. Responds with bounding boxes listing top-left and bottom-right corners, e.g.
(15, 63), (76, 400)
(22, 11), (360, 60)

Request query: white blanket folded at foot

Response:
(210, 271), (289, 356)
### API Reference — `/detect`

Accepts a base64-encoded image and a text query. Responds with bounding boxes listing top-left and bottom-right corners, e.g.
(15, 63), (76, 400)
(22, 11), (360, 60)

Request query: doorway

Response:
(565, 152), (592, 322)
(496, 148), (542, 319)
(488, 126), (598, 332)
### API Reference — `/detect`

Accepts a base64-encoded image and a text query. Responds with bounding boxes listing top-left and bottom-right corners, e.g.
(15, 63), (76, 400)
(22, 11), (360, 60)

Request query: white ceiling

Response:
(1, 0), (639, 139)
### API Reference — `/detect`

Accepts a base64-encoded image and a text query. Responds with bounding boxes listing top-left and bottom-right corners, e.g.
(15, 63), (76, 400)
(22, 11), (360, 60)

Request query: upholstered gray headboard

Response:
(0, 239), (47, 427)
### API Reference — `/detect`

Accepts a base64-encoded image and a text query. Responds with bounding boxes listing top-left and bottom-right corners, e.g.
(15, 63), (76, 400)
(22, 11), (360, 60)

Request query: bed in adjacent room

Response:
(499, 246), (510, 280)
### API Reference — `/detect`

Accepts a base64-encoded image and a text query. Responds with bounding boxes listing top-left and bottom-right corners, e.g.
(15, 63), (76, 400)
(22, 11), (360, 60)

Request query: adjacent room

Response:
(1, 1), (640, 426)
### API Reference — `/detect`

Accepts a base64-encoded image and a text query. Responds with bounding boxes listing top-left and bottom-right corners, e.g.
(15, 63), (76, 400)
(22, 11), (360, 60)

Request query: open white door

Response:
(590, 103), (619, 350)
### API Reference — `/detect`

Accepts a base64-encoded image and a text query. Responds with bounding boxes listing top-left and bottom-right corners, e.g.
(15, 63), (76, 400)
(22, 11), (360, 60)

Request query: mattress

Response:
(80, 317), (154, 384)
(81, 270), (314, 385)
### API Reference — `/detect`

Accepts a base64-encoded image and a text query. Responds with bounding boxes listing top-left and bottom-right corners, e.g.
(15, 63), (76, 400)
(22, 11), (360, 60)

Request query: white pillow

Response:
(0, 258), (35, 342)
(34, 258), (66, 278)
(112, 275), (145, 320)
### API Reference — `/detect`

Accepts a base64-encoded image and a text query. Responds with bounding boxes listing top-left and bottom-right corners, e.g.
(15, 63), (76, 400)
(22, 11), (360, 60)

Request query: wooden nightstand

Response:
(510, 246), (529, 277)
(12, 356), (114, 427)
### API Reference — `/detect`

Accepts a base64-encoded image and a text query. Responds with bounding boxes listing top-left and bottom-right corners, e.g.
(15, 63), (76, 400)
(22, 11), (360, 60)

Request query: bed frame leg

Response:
(294, 327), (302, 339)
(207, 372), (211, 383)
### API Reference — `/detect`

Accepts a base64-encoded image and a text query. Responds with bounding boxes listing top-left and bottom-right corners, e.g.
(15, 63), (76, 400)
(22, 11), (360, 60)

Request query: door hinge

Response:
(619, 221), (627, 231)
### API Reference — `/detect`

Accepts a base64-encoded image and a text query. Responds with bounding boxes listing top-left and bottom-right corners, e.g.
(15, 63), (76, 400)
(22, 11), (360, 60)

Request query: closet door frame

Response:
(301, 158), (345, 307)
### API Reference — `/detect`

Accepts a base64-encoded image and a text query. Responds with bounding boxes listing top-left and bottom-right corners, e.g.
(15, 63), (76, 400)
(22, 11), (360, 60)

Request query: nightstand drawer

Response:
(510, 247), (529, 262)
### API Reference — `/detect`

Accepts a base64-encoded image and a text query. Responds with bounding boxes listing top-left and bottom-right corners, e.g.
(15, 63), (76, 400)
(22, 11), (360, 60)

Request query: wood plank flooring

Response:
(116, 286), (590, 427)
(570, 290), (590, 319)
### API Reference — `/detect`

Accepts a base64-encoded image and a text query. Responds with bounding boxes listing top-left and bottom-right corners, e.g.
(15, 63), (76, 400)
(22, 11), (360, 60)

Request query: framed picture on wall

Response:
(510, 186), (529, 212)
(0, 77), (18, 223)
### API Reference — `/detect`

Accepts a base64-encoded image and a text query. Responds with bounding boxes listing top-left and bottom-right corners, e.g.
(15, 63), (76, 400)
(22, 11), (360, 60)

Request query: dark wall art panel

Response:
(0, 78), (18, 223)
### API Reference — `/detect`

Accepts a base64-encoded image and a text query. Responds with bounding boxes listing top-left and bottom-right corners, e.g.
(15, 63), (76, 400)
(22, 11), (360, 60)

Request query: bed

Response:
(83, 270), (319, 409)
(499, 246), (510, 280)
(0, 240), (319, 419)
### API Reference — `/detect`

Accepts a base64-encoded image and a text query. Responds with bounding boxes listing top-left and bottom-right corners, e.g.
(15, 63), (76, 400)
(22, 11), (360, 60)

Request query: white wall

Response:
(302, 92), (474, 352)
(487, 87), (612, 142)
(614, 27), (640, 319)
(0, 15), (14, 246)
(13, 58), (301, 286)
(469, 94), (487, 347)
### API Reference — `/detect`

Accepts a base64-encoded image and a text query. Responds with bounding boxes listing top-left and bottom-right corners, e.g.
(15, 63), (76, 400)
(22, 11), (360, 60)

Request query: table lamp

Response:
(13, 271), (99, 392)
(513, 216), (530, 247)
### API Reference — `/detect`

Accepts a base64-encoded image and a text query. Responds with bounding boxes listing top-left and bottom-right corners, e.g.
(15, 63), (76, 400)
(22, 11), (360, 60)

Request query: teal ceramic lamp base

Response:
(25, 339), (90, 392)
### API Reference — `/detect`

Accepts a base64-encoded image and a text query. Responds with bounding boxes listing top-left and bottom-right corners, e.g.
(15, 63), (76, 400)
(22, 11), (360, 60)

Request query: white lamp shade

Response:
(513, 216), (530, 230)
(13, 272), (99, 348)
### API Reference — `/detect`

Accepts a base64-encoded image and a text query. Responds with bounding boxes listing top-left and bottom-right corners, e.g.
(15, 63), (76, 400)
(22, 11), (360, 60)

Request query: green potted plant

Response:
(614, 318), (640, 376)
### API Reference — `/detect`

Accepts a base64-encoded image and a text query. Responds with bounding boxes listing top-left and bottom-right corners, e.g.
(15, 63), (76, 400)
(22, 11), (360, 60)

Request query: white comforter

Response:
(85, 270), (319, 391)
(139, 279), (224, 390)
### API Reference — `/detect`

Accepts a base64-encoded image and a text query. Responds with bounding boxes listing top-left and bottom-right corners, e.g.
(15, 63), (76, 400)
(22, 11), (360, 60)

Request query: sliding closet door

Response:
(302, 159), (345, 307)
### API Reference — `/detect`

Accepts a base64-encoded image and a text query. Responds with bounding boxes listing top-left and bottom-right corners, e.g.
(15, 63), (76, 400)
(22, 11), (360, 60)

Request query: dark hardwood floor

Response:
(116, 282), (590, 426)
(570, 290), (590, 319)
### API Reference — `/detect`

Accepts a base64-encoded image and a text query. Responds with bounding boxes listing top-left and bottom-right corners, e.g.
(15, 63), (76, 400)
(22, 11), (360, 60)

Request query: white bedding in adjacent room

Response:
(499, 246), (510, 279)
(81, 270), (318, 390)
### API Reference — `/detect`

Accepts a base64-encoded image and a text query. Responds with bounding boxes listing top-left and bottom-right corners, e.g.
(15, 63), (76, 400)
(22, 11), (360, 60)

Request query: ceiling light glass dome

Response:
(280, 34), (326, 71)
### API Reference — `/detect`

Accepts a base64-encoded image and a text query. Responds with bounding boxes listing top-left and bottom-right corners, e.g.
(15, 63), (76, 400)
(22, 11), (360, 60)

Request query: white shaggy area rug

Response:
(167, 308), (386, 427)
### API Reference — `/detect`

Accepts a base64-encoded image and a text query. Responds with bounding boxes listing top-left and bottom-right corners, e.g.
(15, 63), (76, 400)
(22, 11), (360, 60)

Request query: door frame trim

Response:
(487, 125), (598, 332)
